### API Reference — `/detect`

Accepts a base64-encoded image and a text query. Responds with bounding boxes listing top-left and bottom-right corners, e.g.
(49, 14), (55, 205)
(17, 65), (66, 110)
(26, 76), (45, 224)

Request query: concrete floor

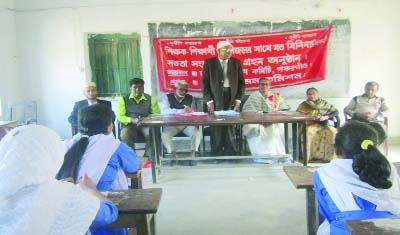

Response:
(144, 144), (400, 235)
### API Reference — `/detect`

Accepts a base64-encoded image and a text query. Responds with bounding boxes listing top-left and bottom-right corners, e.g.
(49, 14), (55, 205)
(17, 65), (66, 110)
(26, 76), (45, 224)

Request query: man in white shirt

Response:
(160, 80), (202, 165)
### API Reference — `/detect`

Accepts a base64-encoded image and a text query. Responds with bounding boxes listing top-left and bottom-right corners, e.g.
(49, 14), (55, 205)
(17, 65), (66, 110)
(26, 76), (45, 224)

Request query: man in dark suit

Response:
(202, 40), (245, 155)
(68, 81), (115, 135)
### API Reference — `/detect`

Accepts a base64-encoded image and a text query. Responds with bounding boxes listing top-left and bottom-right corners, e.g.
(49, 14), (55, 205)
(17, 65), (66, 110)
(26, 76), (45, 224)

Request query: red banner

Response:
(154, 26), (332, 92)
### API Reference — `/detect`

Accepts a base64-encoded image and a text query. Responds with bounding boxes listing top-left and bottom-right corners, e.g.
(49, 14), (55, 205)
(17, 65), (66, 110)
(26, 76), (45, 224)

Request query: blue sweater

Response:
(90, 142), (139, 235)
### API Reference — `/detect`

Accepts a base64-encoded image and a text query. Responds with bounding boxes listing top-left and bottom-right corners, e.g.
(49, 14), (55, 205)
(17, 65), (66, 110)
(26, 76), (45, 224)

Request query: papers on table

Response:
(214, 110), (240, 117)
(176, 112), (208, 117)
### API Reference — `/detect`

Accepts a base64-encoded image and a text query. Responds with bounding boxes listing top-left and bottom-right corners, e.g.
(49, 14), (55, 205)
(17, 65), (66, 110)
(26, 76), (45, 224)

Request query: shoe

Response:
(189, 160), (197, 166)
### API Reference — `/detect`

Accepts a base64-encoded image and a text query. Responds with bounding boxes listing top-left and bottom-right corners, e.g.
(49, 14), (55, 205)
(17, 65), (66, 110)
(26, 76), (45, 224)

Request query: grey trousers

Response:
(120, 124), (150, 157)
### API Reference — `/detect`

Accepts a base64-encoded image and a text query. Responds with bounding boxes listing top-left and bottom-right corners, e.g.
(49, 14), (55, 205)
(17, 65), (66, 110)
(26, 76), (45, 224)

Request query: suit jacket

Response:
(202, 57), (245, 110)
(68, 99), (114, 128)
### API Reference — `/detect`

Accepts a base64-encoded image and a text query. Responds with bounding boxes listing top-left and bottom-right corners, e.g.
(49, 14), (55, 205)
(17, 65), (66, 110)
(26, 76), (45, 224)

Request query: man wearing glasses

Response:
(159, 80), (202, 165)
(202, 40), (245, 156)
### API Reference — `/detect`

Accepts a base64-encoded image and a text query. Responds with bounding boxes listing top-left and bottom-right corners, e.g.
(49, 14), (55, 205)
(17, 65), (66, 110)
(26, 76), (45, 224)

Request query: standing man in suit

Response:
(202, 40), (245, 155)
(68, 82), (115, 136)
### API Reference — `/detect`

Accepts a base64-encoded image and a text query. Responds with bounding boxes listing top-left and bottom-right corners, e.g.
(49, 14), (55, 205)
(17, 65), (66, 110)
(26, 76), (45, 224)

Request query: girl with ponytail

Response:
(314, 121), (400, 235)
(57, 104), (140, 235)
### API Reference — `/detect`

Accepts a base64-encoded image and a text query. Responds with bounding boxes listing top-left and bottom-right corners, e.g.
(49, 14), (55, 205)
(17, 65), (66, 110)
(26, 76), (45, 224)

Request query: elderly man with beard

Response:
(160, 80), (202, 166)
(68, 81), (115, 136)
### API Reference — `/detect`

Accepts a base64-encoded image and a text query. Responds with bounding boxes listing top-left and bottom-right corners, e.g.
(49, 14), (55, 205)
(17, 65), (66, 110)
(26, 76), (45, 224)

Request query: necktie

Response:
(222, 60), (229, 87)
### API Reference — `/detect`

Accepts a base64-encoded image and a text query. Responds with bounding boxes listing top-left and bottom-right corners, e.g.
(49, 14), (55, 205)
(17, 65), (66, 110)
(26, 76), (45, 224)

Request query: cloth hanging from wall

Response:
(154, 26), (332, 93)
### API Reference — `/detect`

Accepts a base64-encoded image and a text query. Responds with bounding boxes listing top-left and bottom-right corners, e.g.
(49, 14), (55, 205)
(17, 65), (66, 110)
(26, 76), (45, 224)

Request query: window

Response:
(88, 33), (143, 96)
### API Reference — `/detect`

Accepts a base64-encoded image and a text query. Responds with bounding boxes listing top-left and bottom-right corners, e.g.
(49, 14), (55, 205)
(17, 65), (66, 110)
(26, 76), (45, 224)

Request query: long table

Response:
(140, 111), (313, 183)
(283, 162), (400, 235)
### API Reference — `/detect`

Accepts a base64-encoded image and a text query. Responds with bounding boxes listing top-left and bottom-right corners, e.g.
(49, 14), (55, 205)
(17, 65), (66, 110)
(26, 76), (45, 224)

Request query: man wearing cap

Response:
(202, 40), (245, 155)
(117, 78), (160, 158)
(68, 81), (115, 135)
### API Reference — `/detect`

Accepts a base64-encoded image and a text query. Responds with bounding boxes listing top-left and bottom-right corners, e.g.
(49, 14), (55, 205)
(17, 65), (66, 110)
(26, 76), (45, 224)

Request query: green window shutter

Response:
(88, 33), (142, 97)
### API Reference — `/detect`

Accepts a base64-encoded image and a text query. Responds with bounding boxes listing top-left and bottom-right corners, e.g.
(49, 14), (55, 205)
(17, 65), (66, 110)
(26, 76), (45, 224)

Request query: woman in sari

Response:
(242, 78), (290, 160)
(296, 87), (339, 162)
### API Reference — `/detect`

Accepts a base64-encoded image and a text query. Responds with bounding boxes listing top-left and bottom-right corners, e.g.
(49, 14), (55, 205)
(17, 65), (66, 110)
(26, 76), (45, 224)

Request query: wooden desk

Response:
(283, 163), (400, 235)
(141, 111), (313, 183)
(103, 188), (162, 235)
(345, 218), (400, 235)
(283, 165), (320, 235)
(0, 120), (18, 140)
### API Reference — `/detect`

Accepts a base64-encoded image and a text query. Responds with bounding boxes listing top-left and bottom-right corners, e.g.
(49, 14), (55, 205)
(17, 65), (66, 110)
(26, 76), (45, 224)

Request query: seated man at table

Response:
(242, 78), (290, 162)
(159, 80), (202, 166)
(117, 78), (160, 158)
(344, 81), (389, 123)
(68, 81), (115, 136)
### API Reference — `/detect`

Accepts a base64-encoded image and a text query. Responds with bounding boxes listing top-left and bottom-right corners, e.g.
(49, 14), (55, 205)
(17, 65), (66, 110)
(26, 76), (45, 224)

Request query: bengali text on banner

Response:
(154, 26), (332, 92)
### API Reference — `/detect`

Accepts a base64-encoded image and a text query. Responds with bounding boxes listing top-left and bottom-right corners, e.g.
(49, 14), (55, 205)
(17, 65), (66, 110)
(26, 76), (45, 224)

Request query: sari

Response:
(296, 98), (338, 162)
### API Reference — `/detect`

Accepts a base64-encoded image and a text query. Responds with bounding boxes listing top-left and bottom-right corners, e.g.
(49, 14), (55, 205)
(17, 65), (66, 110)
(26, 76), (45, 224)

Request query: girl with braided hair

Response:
(57, 104), (140, 235)
(313, 121), (400, 235)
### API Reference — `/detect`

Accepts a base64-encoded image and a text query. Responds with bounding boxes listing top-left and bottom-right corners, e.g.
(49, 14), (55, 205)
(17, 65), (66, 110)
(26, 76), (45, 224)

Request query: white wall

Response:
(0, 0), (22, 119)
(12, 0), (400, 140)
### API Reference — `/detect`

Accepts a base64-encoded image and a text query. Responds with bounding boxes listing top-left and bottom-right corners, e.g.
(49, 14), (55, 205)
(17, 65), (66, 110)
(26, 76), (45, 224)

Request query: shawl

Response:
(297, 98), (337, 116)
(243, 91), (287, 113)
(0, 125), (99, 235)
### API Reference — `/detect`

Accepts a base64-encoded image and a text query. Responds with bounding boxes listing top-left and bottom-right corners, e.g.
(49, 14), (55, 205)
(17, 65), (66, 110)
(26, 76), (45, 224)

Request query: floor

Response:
(144, 144), (400, 235)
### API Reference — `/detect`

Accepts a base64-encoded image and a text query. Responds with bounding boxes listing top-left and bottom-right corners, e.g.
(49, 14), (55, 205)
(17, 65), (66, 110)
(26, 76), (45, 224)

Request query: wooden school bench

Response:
(283, 162), (400, 235)
(345, 218), (400, 235)
(99, 188), (162, 235)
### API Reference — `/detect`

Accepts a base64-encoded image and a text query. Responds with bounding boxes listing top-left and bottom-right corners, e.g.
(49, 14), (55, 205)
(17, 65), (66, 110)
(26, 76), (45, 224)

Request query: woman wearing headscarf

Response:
(297, 87), (339, 162)
(57, 104), (140, 235)
(0, 125), (118, 235)
(314, 121), (400, 234)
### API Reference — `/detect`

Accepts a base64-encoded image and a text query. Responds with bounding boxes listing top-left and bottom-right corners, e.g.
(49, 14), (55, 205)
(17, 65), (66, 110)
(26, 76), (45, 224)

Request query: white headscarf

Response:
(0, 125), (100, 235)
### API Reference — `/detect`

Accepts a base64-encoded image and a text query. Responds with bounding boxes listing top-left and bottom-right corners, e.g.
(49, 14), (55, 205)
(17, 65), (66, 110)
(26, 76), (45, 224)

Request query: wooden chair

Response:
(345, 115), (388, 155)
(117, 122), (146, 152)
